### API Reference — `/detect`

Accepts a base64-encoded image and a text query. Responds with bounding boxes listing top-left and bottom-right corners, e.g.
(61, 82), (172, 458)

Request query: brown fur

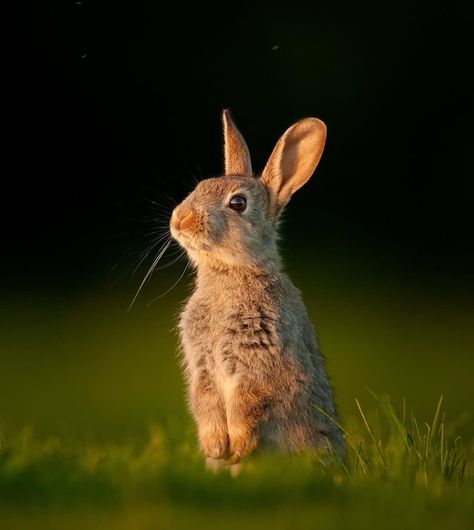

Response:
(170, 111), (344, 464)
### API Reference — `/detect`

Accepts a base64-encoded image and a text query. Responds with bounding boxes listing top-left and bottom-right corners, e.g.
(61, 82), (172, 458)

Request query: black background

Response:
(2, 1), (473, 293)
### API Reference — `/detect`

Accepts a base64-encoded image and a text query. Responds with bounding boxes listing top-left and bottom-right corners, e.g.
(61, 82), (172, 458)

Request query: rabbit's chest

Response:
(180, 292), (280, 380)
(180, 300), (248, 404)
(180, 299), (237, 366)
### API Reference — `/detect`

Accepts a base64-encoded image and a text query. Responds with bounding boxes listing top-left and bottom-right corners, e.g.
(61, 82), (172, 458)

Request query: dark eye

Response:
(228, 195), (247, 212)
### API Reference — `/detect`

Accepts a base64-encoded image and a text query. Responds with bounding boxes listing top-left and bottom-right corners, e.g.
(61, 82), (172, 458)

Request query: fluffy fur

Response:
(170, 110), (343, 464)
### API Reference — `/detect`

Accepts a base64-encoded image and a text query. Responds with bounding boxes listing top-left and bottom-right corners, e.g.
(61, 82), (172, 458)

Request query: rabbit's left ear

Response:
(261, 118), (326, 213)
(222, 109), (253, 177)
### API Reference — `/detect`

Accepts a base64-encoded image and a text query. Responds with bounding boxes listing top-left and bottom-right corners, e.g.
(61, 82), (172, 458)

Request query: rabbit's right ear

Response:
(261, 118), (326, 215)
(222, 109), (253, 177)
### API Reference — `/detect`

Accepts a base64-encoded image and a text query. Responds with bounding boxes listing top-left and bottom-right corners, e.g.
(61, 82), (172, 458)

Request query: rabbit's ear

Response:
(261, 118), (326, 213)
(222, 109), (253, 177)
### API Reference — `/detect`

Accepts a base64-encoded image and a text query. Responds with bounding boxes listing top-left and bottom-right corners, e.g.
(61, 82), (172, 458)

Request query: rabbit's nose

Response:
(172, 205), (197, 231)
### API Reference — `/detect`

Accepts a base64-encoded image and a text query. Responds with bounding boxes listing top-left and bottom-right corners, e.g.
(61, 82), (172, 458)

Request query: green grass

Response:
(0, 261), (473, 529)
(1, 395), (472, 530)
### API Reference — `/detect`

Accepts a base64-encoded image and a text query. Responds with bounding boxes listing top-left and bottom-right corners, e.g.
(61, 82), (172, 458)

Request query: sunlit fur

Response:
(171, 176), (279, 271)
(170, 112), (343, 465)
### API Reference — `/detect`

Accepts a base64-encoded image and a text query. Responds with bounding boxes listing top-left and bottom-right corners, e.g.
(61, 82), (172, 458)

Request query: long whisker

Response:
(131, 232), (172, 277)
(127, 238), (172, 312)
(147, 260), (190, 306)
(154, 248), (187, 271)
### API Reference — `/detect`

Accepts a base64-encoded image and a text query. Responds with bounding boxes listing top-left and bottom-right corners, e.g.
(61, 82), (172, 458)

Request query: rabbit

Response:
(170, 110), (344, 465)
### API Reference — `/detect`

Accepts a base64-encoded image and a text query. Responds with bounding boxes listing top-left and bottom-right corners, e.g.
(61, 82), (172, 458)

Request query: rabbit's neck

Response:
(196, 259), (282, 288)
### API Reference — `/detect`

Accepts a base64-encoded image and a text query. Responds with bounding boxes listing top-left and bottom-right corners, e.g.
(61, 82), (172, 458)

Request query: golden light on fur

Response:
(171, 111), (343, 468)
(223, 109), (253, 177)
(172, 204), (198, 233)
(261, 118), (326, 212)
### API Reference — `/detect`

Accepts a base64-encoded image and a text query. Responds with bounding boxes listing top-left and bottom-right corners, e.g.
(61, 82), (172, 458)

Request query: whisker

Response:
(147, 260), (190, 306)
(127, 238), (172, 312)
(153, 248), (187, 271)
(131, 243), (162, 277)
(130, 232), (172, 277)
(140, 227), (171, 239)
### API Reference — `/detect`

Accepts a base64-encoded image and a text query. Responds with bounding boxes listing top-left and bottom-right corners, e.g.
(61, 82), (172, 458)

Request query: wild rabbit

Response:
(170, 110), (343, 464)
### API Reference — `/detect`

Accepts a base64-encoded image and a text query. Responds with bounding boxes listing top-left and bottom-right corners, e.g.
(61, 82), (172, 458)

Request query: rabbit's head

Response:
(170, 110), (326, 269)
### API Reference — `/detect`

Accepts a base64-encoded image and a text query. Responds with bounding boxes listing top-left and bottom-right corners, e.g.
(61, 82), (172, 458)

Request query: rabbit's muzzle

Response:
(171, 204), (199, 233)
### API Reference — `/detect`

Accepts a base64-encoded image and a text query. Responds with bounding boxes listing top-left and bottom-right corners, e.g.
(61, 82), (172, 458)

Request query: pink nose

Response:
(172, 205), (197, 232)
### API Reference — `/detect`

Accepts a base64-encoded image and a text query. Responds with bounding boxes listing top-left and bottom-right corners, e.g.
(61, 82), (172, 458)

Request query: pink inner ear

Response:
(280, 142), (300, 185)
(260, 117), (327, 212)
(278, 122), (326, 200)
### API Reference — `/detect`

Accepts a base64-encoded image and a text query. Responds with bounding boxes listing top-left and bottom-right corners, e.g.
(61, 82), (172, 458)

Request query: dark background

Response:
(0, 0), (473, 452)
(2, 0), (473, 294)
(0, 9), (474, 530)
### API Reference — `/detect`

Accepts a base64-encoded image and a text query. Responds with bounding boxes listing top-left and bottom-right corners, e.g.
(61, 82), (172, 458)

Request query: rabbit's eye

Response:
(228, 195), (247, 212)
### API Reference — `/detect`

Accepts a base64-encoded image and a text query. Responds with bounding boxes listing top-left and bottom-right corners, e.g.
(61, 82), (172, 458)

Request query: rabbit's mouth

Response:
(173, 231), (212, 253)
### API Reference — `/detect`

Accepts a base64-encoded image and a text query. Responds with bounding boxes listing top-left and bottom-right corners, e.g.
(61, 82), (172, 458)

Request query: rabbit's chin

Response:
(173, 232), (212, 253)
(172, 229), (263, 269)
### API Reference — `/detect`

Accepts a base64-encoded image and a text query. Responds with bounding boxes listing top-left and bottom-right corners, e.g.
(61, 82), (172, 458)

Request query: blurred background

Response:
(1, 0), (473, 443)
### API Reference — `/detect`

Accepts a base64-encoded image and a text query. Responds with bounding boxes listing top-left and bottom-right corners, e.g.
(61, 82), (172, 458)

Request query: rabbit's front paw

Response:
(199, 429), (229, 460)
(229, 426), (258, 463)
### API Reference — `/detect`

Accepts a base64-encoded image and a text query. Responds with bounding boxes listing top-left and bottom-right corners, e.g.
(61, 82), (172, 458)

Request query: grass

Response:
(1, 395), (472, 530)
(0, 263), (472, 528)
